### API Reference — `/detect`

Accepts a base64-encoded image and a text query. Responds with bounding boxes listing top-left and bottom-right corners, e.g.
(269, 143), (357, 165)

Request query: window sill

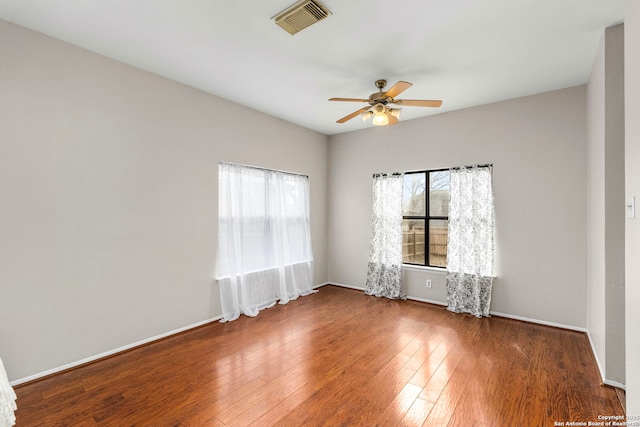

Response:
(402, 264), (447, 275)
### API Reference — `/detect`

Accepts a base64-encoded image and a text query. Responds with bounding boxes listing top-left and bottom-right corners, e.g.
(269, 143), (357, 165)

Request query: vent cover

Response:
(273, 0), (331, 35)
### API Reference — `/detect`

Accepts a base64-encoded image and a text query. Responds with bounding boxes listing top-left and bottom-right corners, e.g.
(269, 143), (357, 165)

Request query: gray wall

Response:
(586, 24), (625, 386)
(328, 86), (588, 328)
(0, 20), (329, 382)
(625, 0), (640, 416)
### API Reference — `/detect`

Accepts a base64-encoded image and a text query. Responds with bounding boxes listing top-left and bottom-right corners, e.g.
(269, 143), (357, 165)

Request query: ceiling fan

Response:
(329, 79), (442, 126)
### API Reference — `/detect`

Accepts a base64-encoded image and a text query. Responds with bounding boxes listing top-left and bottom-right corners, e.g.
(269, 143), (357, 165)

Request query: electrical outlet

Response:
(426, 279), (432, 288)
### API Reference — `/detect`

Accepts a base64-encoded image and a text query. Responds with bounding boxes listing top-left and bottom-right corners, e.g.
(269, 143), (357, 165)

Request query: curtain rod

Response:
(450, 163), (493, 171)
(376, 164), (493, 177)
(372, 172), (403, 178)
(220, 162), (309, 178)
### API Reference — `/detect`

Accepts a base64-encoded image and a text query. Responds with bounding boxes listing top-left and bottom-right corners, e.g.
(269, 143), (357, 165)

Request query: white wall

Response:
(587, 30), (607, 384)
(586, 24), (626, 386)
(603, 24), (626, 387)
(328, 86), (588, 328)
(0, 20), (329, 382)
(625, 0), (640, 415)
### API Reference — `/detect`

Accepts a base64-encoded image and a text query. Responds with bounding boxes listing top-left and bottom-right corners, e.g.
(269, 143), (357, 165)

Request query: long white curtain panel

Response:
(365, 173), (405, 299)
(216, 163), (315, 322)
(445, 165), (495, 317)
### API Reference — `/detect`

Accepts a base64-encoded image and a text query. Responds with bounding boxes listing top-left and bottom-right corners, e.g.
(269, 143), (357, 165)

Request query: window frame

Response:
(402, 168), (449, 269)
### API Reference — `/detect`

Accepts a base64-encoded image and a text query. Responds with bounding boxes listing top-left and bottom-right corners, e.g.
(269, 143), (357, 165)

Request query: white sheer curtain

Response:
(0, 357), (16, 427)
(216, 163), (315, 322)
(365, 173), (405, 299)
(446, 165), (494, 317)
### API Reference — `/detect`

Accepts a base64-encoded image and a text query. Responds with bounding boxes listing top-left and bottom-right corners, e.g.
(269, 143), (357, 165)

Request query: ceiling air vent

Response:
(273, 0), (331, 35)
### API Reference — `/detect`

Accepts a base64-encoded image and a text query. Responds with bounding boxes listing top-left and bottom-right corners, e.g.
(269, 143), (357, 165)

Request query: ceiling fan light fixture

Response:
(389, 108), (402, 118)
(371, 103), (389, 126)
(361, 110), (373, 122)
(372, 112), (389, 126)
(372, 103), (386, 114)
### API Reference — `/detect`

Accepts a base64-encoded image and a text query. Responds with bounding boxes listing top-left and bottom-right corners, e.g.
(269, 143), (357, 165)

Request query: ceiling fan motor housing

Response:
(369, 92), (392, 104)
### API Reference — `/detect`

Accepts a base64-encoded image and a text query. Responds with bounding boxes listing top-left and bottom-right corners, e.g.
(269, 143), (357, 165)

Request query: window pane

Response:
(429, 220), (448, 267)
(402, 173), (426, 216)
(402, 219), (425, 264)
(429, 170), (450, 217)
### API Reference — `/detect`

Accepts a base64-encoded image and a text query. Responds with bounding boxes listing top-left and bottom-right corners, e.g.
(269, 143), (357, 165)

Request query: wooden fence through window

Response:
(402, 227), (447, 266)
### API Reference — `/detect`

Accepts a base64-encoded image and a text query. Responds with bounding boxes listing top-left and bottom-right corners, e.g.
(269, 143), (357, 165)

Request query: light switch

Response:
(627, 196), (636, 219)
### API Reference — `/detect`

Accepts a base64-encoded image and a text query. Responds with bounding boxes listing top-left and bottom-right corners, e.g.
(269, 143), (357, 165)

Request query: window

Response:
(217, 163), (313, 278)
(402, 169), (450, 268)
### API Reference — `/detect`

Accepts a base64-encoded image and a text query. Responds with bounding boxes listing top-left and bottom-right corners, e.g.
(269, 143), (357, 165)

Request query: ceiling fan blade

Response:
(384, 81), (412, 98)
(336, 106), (372, 123)
(329, 97), (370, 103)
(387, 114), (399, 125)
(394, 99), (443, 107)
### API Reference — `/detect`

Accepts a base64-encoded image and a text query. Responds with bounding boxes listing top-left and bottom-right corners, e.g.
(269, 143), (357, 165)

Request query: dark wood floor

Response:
(14, 285), (624, 426)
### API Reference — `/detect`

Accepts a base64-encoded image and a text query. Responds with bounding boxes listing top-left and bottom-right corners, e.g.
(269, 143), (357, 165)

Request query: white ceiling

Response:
(0, 0), (625, 135)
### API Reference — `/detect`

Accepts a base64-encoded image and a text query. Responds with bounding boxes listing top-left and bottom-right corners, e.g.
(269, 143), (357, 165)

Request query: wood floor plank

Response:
(13, 285), (625, 426)
(401, 396), (434, 427)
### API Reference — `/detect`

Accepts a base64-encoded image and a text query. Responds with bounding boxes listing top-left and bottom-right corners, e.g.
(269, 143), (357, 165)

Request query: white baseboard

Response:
(325, 282), (364, 291)
(488, 310), (587, 333)
(585, 331), (606, 388)
(11, 315), (223, 387)
(407, 295), (447, 307)
(410, 298), (587, 333)
(327, 283), (447, 307)
(585, 331), (626, 390)
(604, 378), (626, 390)
(313, 281), (332, 289)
